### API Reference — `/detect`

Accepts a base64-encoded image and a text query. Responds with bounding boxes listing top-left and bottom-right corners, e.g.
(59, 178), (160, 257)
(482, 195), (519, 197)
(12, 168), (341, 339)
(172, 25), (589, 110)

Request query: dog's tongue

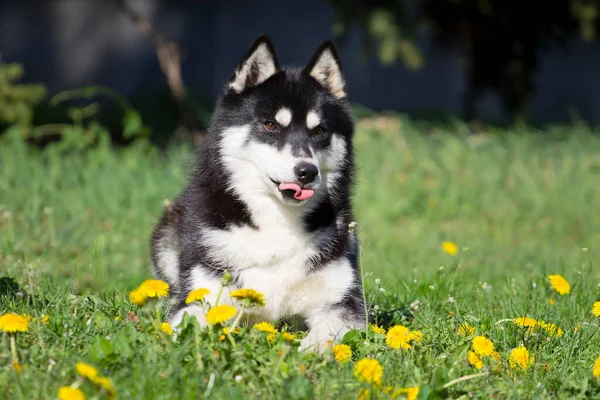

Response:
(279, 182), (315, 200)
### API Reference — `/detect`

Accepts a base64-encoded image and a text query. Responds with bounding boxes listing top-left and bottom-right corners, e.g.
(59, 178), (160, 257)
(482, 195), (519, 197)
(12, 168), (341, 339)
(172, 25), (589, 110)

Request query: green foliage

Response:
(2, 116), (600, 398)
(0, 57), (47, 126)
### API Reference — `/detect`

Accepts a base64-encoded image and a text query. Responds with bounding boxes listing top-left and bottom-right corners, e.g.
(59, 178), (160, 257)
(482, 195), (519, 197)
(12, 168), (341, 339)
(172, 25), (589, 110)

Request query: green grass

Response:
(1, 116), (600, 399)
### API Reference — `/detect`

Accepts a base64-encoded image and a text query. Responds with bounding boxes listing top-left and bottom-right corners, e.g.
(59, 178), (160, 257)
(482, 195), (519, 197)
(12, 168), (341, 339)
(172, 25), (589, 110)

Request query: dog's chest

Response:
(202, 223), (330, 318)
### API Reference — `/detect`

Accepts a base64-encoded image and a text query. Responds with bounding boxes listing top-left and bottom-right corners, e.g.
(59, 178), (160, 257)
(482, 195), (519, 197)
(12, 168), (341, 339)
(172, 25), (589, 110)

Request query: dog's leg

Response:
(299, 305), (364, 353)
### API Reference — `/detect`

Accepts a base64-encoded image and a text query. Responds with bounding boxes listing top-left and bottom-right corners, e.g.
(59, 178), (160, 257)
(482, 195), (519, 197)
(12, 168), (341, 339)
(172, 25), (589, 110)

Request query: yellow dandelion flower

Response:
(230, 288), (266, 307)
(594, 355), (600, 378)
(13, 361), (24, 373)
(205, 305), (237, 325)
(457, 323), (475, 337)
(282, 332), (296, 342)
(408, 330), (423, 342)
(548, 298), (555, 305)
(253, 321), (277, 334)
(386, 325), (419, 350)
(92, 376), (116, 395)
(509, 346), (534, 370)
(129, 288), (147, 306)
(468, 351), (484, 370)
(75, 362), (98, 380)
(138, 279), (170, 298)
(0, 313), (29, 333)
(514, 317), (537, 328)
(472, 336), (494, 357)
(539, 322), (563, 337)
(160, 322), (173, 335)
(354, 358), (383, 386)
(548, 274), (570, 295)
(396, 387), (420, 400)
(441, 241), (458, 256)
(58, 387), (85, 400)
(371, 325), (386, 335)
(267, 333), (276, 343)
(491, 351), (501, 362)
(592, 301), (600, 317)
(574, 324), (581, 332)
(185, 288), (210, 304)
(332, 344), (352, 364)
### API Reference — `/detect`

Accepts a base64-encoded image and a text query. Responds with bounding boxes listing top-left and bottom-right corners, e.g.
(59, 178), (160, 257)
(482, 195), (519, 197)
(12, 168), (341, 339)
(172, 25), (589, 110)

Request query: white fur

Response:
(157, 247), (180, 288)
(275, 108), (292, 127)
(306, 110), (321, 129)
(309, 49), (346, 99)
(229, 43), (278, 93)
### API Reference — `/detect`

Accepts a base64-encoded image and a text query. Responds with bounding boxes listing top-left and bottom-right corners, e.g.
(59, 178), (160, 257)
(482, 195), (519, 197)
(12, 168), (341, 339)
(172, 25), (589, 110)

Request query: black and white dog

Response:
(150, 35), (365, 352)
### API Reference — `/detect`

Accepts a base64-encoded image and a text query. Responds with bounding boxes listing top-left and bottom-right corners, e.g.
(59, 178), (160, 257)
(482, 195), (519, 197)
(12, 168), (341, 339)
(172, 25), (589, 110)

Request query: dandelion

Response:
(332, 344), (352, 364)
(230, 288), (266, 307)
(160, 322), (173, 336)
(205, 305), (237, 325)
(441, 241), (458, 256)
(354, 358), (383, 386)
(514, 317), (537, 328)
(0, 313), (29, 333)
(129, 288), (147, 306)
(593, 355), (600, 378)
(548, 298), (555, 305)
(539, 322), (563, 337)
(386, 326), (422, 350)
(75, 362), (98, 380)
(185, 288), (210, 304)
(491, 351), (501, 362)
(397, 387), (420, 400)
(548, 274), (570, 295)
(253, 321), (277, 334)
(457, 323), (475, 337)
(509, 346), (534, 370)
(92, 376), (116, 396)
(138, 279), (170, 298)
(371, 325), (386, 335)
(468, 351), (484, 370)
(282, 332), (296, 342)
(472, 336), (494, 357)
(58, 387), (85, 400)
(592, 301), (600, 317)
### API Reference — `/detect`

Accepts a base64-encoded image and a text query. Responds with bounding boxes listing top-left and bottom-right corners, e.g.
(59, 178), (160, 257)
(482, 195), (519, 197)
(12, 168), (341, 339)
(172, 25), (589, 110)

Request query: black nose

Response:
(294, 162), (319, 184)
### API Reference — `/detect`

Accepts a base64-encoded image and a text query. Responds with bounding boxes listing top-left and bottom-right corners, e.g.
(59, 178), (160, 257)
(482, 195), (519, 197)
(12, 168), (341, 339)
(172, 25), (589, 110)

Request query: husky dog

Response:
(150, 35), (365, 352)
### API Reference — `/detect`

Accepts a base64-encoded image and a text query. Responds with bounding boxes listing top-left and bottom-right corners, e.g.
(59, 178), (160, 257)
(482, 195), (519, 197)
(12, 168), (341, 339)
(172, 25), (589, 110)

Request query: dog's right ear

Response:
(229, 35), (280, 93)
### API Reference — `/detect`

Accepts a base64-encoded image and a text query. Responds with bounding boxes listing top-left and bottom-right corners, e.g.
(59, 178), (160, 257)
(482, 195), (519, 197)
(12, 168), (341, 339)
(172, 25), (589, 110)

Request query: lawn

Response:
(1, 115), (600, 399)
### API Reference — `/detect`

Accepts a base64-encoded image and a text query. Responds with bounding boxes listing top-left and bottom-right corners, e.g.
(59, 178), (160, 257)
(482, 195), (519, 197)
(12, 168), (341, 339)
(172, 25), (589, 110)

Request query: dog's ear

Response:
(304, 41), (346, 99)
(229, 35), (280, 93)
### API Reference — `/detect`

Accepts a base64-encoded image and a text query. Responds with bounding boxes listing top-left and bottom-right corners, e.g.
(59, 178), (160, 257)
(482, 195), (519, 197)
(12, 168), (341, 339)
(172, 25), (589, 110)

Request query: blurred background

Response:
(3, 0), (600, 144)
(1, 0), (599, 292)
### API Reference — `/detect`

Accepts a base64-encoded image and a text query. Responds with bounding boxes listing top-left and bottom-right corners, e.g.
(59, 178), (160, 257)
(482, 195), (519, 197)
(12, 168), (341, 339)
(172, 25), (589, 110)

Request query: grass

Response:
(1, 115), (600, 399)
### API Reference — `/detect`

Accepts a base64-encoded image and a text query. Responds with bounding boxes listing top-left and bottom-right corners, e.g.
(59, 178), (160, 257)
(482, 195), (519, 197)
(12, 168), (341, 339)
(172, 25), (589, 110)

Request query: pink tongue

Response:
(279, 182), (315, 200)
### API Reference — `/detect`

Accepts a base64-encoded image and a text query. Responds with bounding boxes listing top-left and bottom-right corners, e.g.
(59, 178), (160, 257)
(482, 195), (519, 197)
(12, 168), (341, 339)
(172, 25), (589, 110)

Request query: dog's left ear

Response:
(229, 34), (280, 93)
(304, 41), (346, 99)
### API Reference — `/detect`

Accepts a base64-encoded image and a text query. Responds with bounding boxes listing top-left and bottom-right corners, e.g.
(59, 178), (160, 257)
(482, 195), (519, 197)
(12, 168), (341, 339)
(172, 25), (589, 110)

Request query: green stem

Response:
(214, 285), (225, 307)
(10, 334), (18, 365)
(442, 372), (489, 389)
(357, 229), (369, 341)
(226, 307), (246, 347)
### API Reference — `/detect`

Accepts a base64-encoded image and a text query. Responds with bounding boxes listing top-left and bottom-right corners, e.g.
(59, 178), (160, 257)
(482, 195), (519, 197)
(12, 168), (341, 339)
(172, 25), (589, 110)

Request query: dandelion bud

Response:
(221, 270), (233, 286)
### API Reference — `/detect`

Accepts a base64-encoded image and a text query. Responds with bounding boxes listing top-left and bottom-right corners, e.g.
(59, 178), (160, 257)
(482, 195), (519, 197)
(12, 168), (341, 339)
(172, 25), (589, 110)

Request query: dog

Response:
(150, 34), (365, 352)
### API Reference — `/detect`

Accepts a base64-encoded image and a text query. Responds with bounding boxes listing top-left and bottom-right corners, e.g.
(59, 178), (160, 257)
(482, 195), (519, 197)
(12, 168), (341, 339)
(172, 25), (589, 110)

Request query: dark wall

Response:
(2, 0), (600, 125)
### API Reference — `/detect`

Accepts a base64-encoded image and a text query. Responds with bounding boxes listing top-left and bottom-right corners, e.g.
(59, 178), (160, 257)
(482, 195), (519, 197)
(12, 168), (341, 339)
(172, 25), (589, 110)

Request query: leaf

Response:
(89, 337), (114, 362)
(123, 110), (143, 139)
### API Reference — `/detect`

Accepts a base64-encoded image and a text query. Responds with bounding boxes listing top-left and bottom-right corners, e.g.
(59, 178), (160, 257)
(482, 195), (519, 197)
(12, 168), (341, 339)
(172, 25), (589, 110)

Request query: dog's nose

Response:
(294, 162), (319, 184)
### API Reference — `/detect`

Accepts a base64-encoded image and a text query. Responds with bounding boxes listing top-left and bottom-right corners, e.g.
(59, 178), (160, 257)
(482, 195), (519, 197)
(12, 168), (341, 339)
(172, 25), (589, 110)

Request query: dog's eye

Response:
(263, 121), (279, 133)
(314, 125), (326, 135)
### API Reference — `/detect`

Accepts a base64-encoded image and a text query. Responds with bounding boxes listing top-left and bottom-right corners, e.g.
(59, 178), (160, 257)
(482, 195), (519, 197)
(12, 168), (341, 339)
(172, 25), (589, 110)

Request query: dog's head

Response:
(214, 35), (354, 206)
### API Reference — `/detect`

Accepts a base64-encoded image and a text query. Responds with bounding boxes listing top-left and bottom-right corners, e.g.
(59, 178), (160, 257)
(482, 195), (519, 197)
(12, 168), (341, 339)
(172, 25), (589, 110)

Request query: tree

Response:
(329, 0), (599, 122)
